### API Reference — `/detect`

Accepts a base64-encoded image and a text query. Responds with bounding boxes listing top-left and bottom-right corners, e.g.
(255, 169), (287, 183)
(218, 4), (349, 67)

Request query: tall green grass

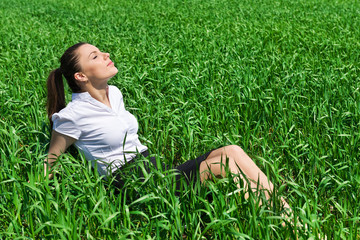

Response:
(1, 0), (359, 238)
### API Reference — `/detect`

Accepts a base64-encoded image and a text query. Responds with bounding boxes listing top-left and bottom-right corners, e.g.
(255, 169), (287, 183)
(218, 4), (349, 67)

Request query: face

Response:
(75, 44), (118, 84)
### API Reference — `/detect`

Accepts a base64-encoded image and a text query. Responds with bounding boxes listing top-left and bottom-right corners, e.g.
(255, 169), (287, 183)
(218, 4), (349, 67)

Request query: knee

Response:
(225, 145), (245, 157)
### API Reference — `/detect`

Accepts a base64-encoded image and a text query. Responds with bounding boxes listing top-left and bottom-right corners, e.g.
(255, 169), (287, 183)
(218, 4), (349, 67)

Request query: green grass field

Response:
(1, 0), (359, 239)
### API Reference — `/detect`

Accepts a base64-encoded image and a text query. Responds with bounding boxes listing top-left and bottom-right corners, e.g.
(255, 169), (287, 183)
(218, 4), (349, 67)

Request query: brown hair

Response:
(46, 42), (87, 127)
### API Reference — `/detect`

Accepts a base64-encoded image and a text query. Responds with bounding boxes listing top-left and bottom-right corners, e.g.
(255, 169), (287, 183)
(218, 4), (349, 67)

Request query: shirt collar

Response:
(72, 91), (92, 102)
(71, 87), (113, 112)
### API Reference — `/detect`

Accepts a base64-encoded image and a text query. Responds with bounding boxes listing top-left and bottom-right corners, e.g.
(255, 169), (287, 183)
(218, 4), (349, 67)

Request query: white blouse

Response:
(52, 85), (148, 176)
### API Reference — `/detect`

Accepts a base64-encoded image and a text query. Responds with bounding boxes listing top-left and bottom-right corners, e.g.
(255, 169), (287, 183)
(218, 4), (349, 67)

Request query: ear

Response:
(74, 72), (88, 82)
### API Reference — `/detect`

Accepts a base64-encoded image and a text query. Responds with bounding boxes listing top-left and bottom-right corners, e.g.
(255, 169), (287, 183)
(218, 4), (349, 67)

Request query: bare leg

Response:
(199, 145), (290, 209)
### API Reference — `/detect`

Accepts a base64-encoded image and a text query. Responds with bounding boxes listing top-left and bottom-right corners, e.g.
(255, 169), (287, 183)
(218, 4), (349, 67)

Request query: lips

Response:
(107, 61), (113, 66)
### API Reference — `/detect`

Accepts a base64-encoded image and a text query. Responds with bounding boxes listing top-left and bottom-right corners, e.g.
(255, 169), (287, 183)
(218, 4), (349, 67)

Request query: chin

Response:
(110, 68), (119, 77)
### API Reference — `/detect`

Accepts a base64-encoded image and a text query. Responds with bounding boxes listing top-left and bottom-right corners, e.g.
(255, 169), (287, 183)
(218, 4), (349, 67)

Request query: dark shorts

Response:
(110, 149), (215, 193)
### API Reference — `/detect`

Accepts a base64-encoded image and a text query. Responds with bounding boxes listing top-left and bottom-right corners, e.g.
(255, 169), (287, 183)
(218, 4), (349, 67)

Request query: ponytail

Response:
(46, 68), (65, 128)
(46, 42), (87, 128)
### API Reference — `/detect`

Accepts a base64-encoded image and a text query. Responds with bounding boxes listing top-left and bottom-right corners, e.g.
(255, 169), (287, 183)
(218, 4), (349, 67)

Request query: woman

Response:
(46, 42), (290, 211)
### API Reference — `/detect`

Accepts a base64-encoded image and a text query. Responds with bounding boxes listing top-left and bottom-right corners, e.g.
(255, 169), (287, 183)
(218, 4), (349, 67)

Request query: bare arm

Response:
(45, 130), (76, 179)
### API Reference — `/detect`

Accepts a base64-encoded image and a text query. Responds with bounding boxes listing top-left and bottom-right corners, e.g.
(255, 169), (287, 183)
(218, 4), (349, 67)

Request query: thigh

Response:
(198, 155), (229, 177)
(206, 145), (237, 159)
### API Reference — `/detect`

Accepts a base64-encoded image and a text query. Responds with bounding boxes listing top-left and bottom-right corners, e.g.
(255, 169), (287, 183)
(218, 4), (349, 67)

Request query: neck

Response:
(86, 84), (111, 108)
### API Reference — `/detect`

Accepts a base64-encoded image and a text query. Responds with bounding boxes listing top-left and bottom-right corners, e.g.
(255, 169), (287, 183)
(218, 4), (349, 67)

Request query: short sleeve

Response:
(52, 112), (81, 140)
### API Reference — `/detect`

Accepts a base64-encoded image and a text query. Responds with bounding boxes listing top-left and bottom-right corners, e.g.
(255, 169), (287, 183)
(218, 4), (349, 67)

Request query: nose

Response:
(104, 52), (110, 59)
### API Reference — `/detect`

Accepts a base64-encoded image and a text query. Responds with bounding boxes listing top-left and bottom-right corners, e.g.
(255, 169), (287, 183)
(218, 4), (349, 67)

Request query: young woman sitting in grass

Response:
(45, 42), (291, 214)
